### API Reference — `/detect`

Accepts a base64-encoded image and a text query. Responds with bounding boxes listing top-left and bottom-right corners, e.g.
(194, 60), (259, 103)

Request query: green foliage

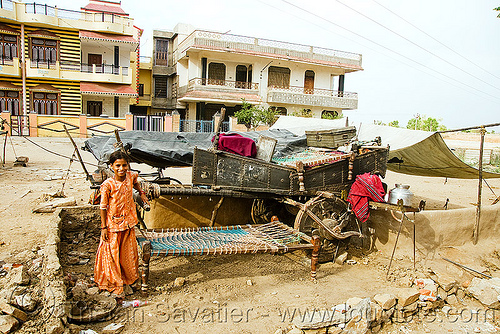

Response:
(387, 120), (400, 128)
(406, 115), (447, 131)
(234, 100), (255, 129)
(291, 108), (313, 118)
(321, 111), (341, 120)
(234, 99), (279, 129)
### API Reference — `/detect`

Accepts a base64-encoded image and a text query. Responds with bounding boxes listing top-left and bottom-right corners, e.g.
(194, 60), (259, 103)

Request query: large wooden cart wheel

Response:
(294, 196), (350, 237)
(294, 196), (353, 262)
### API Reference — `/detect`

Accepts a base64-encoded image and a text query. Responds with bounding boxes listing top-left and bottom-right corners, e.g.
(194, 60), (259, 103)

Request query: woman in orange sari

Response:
(94, 151), (149, 301)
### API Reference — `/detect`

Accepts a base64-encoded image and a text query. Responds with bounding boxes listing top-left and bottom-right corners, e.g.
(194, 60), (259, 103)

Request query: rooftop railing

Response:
(175, 30), (362, 68)
(0, 0), (14, 11)
(24, 2), (133, 26)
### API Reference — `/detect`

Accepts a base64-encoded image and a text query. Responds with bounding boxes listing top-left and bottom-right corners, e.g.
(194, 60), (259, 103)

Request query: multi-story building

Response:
(148, 23), (362, 126)
(0, 0), (139, 133)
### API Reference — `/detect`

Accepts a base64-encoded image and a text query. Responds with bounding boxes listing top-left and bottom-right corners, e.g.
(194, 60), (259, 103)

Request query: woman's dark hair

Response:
(108, 150), (129, 165)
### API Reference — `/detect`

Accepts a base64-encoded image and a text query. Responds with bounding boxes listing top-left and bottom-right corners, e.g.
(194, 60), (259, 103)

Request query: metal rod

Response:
(387, 214), (405, 279)
(63, 125), (92, 182)
(473, 127), (485, 245)
(439, 122), (500, 133)
(441, 257), (492, 279)
(413, 213), (416, 272)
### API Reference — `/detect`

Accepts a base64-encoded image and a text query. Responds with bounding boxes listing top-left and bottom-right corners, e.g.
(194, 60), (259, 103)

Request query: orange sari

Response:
(94, 171), (139, 295)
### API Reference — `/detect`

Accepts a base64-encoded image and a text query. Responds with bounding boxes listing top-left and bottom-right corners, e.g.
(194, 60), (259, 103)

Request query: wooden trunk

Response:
(306, 126), (357, 149)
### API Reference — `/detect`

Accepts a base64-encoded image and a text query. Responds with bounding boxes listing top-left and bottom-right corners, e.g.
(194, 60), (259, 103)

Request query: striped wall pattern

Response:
(0, 23), (82, 115)
(0, 77), (81, 115)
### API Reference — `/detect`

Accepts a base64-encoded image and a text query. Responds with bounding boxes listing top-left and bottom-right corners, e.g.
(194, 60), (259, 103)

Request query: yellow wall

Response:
(36, 115), (80, 137)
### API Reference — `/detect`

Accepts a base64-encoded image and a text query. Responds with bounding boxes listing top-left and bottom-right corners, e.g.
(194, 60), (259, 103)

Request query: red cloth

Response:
(347, 172), (385, 222)
(214, 133), (257, 157)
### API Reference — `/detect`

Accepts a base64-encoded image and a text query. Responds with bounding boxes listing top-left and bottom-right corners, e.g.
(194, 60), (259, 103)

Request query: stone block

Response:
(468, 277), (500, 309)
(102, 323), (125, 334)
(0, 315), (18, 333)
(6, 266), (30, 286)
(373, 293), (396, 310)
(0, 301), (27, 322)
(397, 289), (420, 308)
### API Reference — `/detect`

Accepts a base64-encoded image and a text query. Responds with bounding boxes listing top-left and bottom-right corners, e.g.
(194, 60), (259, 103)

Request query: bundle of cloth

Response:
(214, 133), (257, 157)
(347, 172), (385, 222)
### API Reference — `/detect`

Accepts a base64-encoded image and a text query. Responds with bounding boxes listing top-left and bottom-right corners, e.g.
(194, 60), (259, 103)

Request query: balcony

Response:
(267, 86), (358, 110)
(0, 57), (20, 76)
(175, 30), (362, 71)
(25, 59), (131, 84)
(0, 1), (135, 35)
(177, 78), (261, 104)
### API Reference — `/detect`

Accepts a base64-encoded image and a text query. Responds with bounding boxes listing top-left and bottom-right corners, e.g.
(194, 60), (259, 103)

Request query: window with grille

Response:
(154, 76), (168, 98)
(155, 38), (168, 66)
(32, 92), (58, 115)
(268, 66), (290, 89)
(31, 38), (58, 65)
(208, 62), (226, 85)
(0, 34), (18, 63)
(0, 90), (20, 115)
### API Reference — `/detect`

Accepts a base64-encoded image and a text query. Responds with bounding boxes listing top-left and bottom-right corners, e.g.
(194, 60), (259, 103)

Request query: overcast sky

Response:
(41, 0), (500, 130)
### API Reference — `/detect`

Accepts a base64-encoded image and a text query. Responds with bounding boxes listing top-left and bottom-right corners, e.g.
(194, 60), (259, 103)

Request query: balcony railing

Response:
(0, 0), (14, 11)
(24, 2), (133, 26)
(29, 60), (57, 69)
(175, 30), (362, 68)
(0, 57), (14, 66)
(60, 61), (128, 76)
(267, 85), (358, 110)
(178, 78), (259, 96)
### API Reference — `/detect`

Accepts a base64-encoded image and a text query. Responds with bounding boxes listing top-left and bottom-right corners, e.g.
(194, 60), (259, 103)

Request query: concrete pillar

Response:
(79, 114), (87, 139)
(172, 110), (180, 132)
(164, 114), (172, 132)
(125, 113), (133, 131)
(1, 112), (10, 136)
(29, 112), (38, 137)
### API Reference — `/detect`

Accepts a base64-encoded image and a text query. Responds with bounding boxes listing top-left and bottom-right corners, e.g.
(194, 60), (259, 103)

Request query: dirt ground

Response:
(2, 136), (500, 334)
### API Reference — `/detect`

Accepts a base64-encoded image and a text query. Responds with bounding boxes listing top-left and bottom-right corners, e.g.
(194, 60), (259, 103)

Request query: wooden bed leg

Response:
(141, 240), (152, 296)
(310, 235), (321, 282)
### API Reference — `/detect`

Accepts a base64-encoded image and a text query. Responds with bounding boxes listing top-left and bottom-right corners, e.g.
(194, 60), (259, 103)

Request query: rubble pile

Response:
(274, 272), (500, 334)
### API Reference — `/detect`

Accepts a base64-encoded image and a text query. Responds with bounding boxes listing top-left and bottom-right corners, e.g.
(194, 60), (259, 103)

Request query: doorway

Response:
(88, 53), (102, 73)
(304, 70), (315, 94)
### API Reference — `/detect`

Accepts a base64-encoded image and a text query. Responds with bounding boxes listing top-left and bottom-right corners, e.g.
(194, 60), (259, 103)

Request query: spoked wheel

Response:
(294, 196), (357, 262)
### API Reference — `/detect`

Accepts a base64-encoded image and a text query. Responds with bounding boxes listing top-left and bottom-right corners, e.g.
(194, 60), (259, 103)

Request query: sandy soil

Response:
(1, 136), (500, 334)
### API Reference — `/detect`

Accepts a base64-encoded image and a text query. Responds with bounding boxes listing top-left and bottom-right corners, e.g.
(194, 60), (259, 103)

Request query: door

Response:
(304, 70), (315, 94)
(88, 54), (102, 73)
(87, 101), (102, 117)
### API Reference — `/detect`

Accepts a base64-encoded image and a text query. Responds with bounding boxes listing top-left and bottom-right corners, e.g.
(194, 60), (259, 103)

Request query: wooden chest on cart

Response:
(305, 126), (357, 149)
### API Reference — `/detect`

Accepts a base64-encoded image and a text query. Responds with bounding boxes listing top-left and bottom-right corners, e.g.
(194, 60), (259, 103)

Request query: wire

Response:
(256, 0), (499, 104)
(279, 0), (500, 103)
(1, 119), (100, 167)
(371, 0), (500, 82)
(333, 0), (500, 93)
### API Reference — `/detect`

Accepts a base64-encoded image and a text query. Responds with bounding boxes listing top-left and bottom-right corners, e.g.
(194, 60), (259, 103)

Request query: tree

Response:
(387, 120), (400, 128)
(234, 99), (279, 130)
(406, 115), (447, 131)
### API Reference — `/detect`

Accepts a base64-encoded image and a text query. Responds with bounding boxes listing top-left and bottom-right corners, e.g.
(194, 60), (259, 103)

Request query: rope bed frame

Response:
(136, 218), (321, 294)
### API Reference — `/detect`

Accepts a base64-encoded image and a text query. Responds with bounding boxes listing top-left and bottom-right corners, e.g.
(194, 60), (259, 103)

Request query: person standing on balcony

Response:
(94, 150), (150, 302)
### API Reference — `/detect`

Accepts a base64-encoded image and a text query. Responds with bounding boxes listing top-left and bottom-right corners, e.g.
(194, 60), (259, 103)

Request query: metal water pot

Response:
(388, 184), (413, 206)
